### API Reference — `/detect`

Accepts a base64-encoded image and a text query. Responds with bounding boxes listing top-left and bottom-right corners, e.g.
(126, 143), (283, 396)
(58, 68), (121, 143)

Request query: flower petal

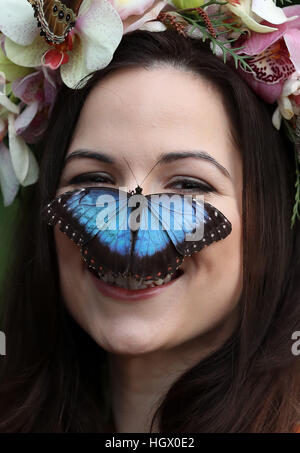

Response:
(124, 0), (167, 34)
(21, 143), (39, 186)
(272, 106), (282, 130)
(7, 112), (40, 187)
(239, 26), (287, 56)
(0, 141), (19, 206)
(42, 48), (68, 70)
(282, 74), (300, 97)
(5, 35), (49, 68)
(8, 117), (39, 186)
(244, 18), (277, 33)
(241, 6), (300, 56)
(278, 94), (294, 119)
(0, 46), (33, 82)
(77, 0), (123, 72)
(252, 0), (298, 25)
(19, 110), (48, 144)
(62, 0), (123, 89)
(109, 0), (156, 20)
(0, 93), (20, 115)
(138, 20), (167, 32)
(42, 66), (60, 90)
(227, 1), (278, 33)
(284, 29), (300, 73)
(60, 34), (91, 88)
(12, 71), (41, 103)
(14, 101), (39, 135)
(0, 0), (38, 46)
(282, 5), (300, 26)
(238, 66), (284, 103)
(8, 113), (29, 183)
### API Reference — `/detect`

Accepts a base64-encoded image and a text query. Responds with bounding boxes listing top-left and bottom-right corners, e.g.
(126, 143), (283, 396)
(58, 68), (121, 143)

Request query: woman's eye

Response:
(69, 172), (114, 186)
(167, 177), (215, 193)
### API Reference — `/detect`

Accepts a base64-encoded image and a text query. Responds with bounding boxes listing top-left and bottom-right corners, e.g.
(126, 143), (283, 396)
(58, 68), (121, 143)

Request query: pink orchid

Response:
(12, 68), (60, 144)
(109, 0), (168, 33)
(109, 0), (157, 19)
(237, 5), (300, 104)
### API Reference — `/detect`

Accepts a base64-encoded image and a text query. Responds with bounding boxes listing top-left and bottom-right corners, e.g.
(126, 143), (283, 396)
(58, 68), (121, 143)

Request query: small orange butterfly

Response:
(28, 0), (83, 44)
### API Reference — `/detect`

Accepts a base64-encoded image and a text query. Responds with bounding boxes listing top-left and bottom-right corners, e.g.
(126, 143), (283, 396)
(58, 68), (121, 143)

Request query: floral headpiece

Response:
(0, 0), (300, 227)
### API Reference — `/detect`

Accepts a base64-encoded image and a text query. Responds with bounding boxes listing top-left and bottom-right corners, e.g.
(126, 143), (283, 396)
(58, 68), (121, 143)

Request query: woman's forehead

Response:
(68, 66), (236, 178)
(77, 67), (227, 124)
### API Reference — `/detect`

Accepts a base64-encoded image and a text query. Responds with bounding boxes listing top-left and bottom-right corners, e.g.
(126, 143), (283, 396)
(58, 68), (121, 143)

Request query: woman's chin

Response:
(99, 328), (170, 356)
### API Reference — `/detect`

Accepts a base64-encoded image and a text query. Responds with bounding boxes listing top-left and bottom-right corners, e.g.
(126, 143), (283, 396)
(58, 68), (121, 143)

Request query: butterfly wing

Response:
(43, 187), (134, 276)
(29, 0), (80, 44)
(129, 195), (184, 279)
(148, 193), (232, 256)
(43, 188), (232, 280)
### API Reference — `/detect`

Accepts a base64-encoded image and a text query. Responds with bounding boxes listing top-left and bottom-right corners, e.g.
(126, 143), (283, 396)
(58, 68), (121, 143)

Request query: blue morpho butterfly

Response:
(42, 159), (232, 282)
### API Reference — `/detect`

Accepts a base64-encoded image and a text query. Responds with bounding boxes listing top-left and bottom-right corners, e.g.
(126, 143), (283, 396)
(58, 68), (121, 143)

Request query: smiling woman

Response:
(0, 30), (299, 433)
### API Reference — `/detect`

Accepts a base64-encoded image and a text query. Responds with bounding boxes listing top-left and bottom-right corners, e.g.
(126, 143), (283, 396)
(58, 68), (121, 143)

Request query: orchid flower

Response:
(0, 44), (33, 84)
(109, 0), (158, 19)
(272, 72), (300, 130)
(226, 0), (298, 33)
(0, 76), (19, 205)
(237, 5), (300, 104)
(0, 0), (123, 89)
(12, 68), (60, 144)
(108, 0), (168, 33)
(7, 113), (39, 191)
(0, 140), (19, 206)
(0, 75), (38, 206)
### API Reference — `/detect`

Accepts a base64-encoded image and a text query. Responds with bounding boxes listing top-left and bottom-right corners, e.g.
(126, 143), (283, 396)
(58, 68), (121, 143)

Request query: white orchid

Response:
(0, 0), (170, 206)
(0, 140), (20, 206)
(0, 97), (19, 206)
(272, 72), (300, 130)
(109, 0), (168, 33)
(226, 0), (298, 33)
(110, 0), (161, 19)
(0, 87), (39, 206)
(0, 0), (124, 89)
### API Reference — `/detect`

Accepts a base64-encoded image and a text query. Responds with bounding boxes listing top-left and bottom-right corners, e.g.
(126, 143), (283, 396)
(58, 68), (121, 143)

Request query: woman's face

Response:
(55, 66), (243, 355)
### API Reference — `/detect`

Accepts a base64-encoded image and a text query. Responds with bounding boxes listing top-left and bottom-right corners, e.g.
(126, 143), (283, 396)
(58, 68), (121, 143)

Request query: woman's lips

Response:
(88, 269), (183, 301)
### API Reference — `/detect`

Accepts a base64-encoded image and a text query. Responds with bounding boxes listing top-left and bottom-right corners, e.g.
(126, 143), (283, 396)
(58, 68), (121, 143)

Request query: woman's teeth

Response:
(88, 267), (181, 290)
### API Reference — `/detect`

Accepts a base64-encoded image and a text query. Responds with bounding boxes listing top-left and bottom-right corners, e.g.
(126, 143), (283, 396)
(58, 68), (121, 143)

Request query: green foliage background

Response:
(0, 196), (19, 312)
(0, 198), (19, 272)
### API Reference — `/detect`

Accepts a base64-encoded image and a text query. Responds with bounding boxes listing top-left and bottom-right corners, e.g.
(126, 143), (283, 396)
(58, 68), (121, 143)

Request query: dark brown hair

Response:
(0, 30), (299, 432)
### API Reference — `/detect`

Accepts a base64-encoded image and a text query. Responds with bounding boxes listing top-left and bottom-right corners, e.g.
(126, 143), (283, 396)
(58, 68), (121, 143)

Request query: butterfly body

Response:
(28, 0), (82, 44)
(43, 186), (232, 284)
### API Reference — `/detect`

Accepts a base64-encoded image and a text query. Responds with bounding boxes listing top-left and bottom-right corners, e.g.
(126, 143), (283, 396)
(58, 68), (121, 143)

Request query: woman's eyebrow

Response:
(64, 149), (115, 166)
(64, 149), (231, 180)
(157, 151), (232, 180)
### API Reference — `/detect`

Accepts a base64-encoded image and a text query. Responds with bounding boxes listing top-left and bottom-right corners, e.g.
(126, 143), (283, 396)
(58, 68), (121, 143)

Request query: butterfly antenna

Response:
(123, 157), (140, 187)
(139, 158), (162, 187)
